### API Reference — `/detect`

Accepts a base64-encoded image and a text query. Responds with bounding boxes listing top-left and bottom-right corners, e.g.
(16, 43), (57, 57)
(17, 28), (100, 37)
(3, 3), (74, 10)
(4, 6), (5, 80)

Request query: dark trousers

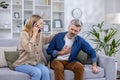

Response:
(51, 60), (84, 80)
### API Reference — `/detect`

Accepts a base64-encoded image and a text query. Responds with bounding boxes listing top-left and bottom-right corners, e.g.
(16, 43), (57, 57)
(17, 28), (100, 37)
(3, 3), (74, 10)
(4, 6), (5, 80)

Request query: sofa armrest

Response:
(98, 54), (116, 80)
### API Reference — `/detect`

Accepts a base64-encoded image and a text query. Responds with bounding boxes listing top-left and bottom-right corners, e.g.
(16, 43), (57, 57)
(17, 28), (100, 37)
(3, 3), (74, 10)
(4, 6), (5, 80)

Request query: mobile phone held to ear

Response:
(33, 21), (41, 33)
(38, 29), (41, 33)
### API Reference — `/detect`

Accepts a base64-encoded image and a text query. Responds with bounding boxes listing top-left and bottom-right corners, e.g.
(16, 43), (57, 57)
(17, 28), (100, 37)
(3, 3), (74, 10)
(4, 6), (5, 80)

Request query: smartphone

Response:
(38, 29), (41, 33)
(33, 22), (41, 33)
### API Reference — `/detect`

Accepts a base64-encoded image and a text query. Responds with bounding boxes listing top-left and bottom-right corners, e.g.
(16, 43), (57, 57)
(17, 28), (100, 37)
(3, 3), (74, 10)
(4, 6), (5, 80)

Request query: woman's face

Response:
(35, 19), (43, 30)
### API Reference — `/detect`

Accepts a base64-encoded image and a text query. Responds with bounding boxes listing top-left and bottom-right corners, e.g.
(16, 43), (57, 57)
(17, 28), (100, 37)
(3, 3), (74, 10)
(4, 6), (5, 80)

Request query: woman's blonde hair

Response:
(23, 14), (42, 37)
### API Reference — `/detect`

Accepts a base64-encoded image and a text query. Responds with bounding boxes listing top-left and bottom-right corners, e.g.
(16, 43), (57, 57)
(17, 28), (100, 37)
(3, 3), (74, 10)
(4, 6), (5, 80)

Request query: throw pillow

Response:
(0, 47), (17, 67)
(76, 50), (98, 65)
(76, 50), (89, 64)
(4, 51), (19, 70)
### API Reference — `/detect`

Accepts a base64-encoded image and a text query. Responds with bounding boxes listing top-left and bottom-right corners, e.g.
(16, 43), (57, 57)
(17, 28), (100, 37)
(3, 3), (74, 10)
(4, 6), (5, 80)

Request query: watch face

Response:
(72, 8), (82, 19)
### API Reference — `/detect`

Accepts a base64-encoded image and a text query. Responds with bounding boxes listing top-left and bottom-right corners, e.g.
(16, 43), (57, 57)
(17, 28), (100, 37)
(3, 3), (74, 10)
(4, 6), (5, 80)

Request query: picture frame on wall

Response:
(43, 24), (50, 32)
(53, 19), (62, 28)
(14, 12), (20, 18)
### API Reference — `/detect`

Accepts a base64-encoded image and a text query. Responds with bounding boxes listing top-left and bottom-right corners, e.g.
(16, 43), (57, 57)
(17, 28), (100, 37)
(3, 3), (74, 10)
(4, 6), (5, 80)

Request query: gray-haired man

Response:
(47, 19), (99, 80)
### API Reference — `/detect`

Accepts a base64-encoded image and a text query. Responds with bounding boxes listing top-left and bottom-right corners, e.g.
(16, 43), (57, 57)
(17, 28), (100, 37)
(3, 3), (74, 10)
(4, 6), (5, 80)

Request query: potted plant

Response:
(0, 1), (9, 8)
(84, 21), (120, 56)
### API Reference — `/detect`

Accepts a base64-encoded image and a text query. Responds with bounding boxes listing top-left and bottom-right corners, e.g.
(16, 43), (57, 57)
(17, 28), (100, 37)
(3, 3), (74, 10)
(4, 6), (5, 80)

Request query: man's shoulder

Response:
(76, 35), (84, 41)
(76, 35), (90, 45)
(55, 32), (66, 37)
(56, 32), (66, 35)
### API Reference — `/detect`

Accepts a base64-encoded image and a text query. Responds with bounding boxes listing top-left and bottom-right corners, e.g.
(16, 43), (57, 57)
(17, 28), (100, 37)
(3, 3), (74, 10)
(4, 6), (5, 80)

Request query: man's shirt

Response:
(55, 35), (74, 60)
(47, 32), (97, 63)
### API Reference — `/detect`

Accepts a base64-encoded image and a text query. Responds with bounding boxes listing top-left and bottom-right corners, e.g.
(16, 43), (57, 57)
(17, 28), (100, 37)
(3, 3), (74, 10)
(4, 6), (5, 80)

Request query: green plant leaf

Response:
(83, 21), (120, 56)
(0, 1), (9, 8)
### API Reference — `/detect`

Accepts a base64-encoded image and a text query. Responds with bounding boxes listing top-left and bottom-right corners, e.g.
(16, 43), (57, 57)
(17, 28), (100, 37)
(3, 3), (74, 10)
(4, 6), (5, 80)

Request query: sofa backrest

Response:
(0, 39), (19, 47)
(43, 44), (50, 63)
(0, 39), (19, 67)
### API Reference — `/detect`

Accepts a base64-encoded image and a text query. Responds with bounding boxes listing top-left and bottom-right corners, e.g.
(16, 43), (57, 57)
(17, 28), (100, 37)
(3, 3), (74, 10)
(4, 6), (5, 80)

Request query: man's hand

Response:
(58, 45), (71, 55)
(91, 63), (99, 74)
(92, 66), (99, 73)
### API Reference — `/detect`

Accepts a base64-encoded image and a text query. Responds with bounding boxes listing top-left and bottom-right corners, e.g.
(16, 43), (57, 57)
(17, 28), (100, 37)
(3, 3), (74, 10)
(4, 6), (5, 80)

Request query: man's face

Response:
(67, 24), (81, 38)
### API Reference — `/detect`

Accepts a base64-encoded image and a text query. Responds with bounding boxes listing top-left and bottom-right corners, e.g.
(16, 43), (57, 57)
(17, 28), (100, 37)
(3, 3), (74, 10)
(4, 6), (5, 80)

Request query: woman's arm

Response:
(42, 33), (57, 44)
(19, 31), (36, 53)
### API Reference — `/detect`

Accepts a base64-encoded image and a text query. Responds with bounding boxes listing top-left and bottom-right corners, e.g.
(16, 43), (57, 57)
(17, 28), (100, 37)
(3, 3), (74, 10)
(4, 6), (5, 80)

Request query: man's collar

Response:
(64, 31), (78, 41)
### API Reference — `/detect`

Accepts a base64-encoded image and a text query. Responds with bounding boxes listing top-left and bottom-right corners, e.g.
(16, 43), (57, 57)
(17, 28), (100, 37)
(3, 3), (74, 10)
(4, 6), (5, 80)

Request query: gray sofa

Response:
(0, 39), (116, 80)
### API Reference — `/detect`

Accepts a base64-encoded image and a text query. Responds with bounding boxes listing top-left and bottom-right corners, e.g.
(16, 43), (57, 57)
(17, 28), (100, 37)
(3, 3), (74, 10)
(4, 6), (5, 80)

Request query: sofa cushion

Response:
(76, 50), (92, 64)
(76, 50), (99, 65)
(0, 47), (17, 67)
(0, 68), (30, 80)
(84, 65), (104, 79)
(49, 65), (104, 80)
(4, 51), (19, 70)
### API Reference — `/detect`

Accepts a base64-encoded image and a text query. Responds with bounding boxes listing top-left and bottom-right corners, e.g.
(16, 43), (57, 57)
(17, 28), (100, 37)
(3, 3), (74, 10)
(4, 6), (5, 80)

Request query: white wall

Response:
(64, 0), (104, 31)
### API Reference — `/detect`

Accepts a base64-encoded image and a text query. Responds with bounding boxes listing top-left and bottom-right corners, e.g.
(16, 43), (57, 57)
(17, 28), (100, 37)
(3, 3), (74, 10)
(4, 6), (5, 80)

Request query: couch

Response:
(0, 39), (116, 80)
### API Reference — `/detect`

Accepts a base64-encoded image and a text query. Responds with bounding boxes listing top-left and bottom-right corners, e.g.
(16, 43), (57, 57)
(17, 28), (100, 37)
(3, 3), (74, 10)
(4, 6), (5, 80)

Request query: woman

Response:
(13, 14), (54, 80)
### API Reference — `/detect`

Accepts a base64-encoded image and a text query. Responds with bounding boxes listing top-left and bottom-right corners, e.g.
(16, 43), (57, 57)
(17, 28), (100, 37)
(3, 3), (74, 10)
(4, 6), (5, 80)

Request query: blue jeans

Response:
(15, 64), (50, 80)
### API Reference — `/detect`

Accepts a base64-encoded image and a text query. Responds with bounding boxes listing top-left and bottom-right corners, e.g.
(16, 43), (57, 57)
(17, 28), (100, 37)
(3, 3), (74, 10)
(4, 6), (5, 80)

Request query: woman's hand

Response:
(33, 24), (39, 37)
(31, 24), (40, 42)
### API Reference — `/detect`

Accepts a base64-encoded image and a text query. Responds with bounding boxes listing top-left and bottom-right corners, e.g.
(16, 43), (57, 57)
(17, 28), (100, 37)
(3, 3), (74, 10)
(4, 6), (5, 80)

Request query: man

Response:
(46, 19), (99, 80)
